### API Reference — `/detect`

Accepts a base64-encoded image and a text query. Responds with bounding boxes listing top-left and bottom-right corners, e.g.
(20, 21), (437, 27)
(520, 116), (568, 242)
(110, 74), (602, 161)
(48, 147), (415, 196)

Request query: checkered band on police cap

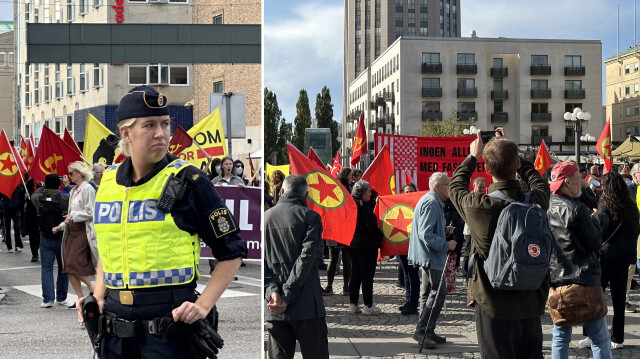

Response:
(116, 85), (170, 122)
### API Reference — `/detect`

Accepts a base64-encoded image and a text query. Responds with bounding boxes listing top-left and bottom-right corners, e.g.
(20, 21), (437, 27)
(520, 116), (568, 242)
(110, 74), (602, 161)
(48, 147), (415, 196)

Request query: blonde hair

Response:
(68, 161), (92, 181)
(117, 118), (137, 157)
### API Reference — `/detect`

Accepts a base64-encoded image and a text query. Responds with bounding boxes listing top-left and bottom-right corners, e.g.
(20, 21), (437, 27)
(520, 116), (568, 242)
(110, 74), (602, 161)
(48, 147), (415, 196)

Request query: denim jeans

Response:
(551, 316), (611, 359)
(40, 234), (68, 303)
(398, 255), (419, 306)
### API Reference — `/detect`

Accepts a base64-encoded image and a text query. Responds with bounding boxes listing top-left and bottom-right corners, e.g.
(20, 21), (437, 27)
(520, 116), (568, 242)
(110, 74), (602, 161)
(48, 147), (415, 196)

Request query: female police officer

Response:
(76, 85), (247, 358)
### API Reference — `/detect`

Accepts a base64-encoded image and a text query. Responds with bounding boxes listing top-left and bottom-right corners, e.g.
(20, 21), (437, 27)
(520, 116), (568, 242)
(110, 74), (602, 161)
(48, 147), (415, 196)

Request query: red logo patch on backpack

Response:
(528, 244), (541, 258)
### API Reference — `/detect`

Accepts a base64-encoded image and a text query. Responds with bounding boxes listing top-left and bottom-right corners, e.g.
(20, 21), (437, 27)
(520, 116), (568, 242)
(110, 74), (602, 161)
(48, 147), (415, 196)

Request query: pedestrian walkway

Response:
(273, 259), (640, 358)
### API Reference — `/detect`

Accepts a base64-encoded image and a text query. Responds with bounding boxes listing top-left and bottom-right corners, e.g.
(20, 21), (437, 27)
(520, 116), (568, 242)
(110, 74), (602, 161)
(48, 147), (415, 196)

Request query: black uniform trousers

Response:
(475, 304), (543, 359)
(266, 317), (329, 359)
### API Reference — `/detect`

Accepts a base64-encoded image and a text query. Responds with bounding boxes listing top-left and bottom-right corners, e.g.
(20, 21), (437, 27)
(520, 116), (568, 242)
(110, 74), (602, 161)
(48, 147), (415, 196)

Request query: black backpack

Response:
(39, 192), (64, 238)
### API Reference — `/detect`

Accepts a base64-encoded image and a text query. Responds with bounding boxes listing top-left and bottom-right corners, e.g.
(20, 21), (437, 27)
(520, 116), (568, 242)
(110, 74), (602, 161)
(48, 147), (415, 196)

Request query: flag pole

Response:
(249, 164), (262, 186)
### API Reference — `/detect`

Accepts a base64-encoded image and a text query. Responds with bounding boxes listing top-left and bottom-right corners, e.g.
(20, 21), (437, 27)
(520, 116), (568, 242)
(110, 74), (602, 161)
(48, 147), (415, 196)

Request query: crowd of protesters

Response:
(263, 128), (640, 359)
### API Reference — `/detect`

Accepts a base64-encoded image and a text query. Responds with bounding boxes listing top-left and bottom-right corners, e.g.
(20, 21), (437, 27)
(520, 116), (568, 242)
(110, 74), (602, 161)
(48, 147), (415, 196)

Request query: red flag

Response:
(351, 113), (367, 165)
(404, 170), (418, 190)
(374, 191), (427, 256)
(330, 151), (342, 177)
(287, 142), (357, 246)
(0, 130), (24, 198)
(19, 137), (28, 164)
(30, 126), (84, 182)
(596, 119), (612, 174)
(168, 125), (193, 156)
(533, 139), (553, 175)
(25, 134), (35, 171)
(362, 144), (396, 196)
(63, 128), (82, 157)
(307, 146), (325, 168)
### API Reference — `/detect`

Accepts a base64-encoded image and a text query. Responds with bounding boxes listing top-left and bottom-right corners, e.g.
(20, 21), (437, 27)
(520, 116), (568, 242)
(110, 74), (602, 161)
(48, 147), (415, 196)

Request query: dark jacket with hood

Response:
(349, 197), (383, 249)
(264, 192), (326, 321)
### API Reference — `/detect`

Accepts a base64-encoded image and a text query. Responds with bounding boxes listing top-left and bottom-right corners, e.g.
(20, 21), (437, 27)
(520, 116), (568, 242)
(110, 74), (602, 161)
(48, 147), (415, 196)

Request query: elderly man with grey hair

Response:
(88, 163), (106, 191)
(264, 174), (329, 359)
(408, 172), (457, 349)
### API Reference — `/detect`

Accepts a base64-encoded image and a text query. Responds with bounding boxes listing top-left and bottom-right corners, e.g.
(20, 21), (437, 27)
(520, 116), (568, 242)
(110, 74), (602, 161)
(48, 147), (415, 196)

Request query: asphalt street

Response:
(0, 234), (262, 359)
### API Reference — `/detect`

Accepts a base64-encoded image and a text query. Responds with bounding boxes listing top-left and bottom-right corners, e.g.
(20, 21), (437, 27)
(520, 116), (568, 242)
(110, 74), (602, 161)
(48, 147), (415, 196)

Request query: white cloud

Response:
(265, 3), (344, 123)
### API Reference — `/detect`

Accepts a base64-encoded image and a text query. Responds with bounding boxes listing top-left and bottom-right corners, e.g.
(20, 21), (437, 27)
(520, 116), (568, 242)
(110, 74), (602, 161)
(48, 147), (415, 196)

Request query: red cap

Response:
(550, 161), (579, 192)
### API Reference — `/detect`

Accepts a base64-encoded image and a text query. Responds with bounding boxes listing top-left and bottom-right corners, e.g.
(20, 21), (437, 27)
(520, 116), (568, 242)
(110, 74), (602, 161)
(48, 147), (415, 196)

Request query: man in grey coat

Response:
(264, 174), (329, 359)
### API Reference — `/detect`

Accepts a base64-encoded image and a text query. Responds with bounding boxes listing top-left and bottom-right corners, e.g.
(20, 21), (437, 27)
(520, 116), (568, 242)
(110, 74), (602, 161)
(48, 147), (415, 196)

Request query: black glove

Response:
(166, 318), (224, 359)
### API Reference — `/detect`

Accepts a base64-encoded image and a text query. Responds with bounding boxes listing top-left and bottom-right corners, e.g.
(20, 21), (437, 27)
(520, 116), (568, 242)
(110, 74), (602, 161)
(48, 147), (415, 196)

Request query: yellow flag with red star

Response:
(0, 130), (24, 198)
(287, 142), (357, 246)
(374, 191), (427, 256)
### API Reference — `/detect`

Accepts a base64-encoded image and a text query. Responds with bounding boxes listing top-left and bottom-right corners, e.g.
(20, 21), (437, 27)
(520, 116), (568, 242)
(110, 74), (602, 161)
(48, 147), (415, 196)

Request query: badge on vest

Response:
(209, 208), (237, 239)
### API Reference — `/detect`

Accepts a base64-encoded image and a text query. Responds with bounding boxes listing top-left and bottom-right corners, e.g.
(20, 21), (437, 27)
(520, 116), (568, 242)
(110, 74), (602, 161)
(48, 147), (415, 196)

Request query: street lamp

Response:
(580, 133), (596, 156)
(563, 107), (591, 168)
(463, 125), (478, 135)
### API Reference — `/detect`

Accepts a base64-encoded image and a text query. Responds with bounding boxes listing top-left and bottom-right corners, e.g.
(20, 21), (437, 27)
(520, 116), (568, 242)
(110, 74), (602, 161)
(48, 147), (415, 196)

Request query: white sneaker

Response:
(15, 247), (22, 252)
(362, 303), (382, 315)
(56, 299), (72, 307)
(578, 337), (592, 347)
(611, 341), (624, 349)
(40, 302), (53, 308)
(348, 303), (361, 314)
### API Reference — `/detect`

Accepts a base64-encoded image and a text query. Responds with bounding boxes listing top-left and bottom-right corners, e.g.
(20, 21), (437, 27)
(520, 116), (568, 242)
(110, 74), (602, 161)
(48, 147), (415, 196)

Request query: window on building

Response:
(44, 72), (52, 102)
(93, 0), (102, 7)
(626, 62), (639, 74)
(493, 78), (503, 90)
(422, 101), (440, 112)
(493, 58), (503, 68)
(457, 53), (475, 65)
(457, 78), (475, 89)
(66, 114), (73, 132)
(626, 105), (640, 116)
(457, 102), (475, 113)
(128, 66), (147, 85)
(168, 0), (188, 3)
(420, 13), (427, 23)
(532, 103), (549, 113)
(532, 126), (549, 137)
(0, 52), (5, 66)
(34, 122), (41, 145)
(93, 64), (103, 88)
(531, 79), (548, 89)
(408, 13), (415, 24)
(213, 14), (223, 24)
(213, 81), (223, 93)
(25, 82), (31, 108)
(408, 0), (415, 9)
(395, 12), (402, 22)
(66, 0), (75, 21)
(55, 71), (63, 99)
(625, 84), (639, 95)
(531, 55), (548, 66)
(420, 27), (427, 36)
(565, 103), (582, 113)
(565, 80), (582, 90)
(422, 78), (440, 88)
(407, 27), (415, 36)
(34, 87), (41, 105)
(79, 64), (89, 92)
(626, 126), (640, 136)
(169, 66), (188, 85)
(66, 66), (75, 95)
(24, 123), (30, 139)
(7, 52), (13, 66)
(494, 101), (503, 113)
(79, 0), (88, 14)
(55, 117), (62, 134)
(395, 26), (403, 37)
(565, 55), (582, 67)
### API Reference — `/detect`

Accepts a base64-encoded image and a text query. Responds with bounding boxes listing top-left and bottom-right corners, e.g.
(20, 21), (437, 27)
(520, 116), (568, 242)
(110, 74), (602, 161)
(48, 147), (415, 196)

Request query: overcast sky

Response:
(265, 0), (640, 125)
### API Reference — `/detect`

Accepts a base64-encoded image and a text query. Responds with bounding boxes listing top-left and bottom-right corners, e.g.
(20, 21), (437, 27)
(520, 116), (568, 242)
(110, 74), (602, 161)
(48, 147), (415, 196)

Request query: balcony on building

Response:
(368, 122), (377, 130)
(369, 101), (376, 110)
(375, 95), (385, 105)
(368, 141), (375, 151)
(422, 63), (442, 74)
(530, 65), (551, 75)
(490, 67), (508, 77)
(564, 89), (586, 99)
(457, 88), (478, 98)
(383, 91), (395, 102)
(533, 135), (553, 144)
(564, 66), (586, 76)
(491, 112), (508, 123)
(456, 64), (477, 75)
(349, 110), (363, 122)
(346, 130), (354, 138)
(383, 113), (395, 124)
(458, 111), (478, 121)
(491, 90), (508, 100)
(531, 112), (552, 122)
(422, 111), (443, 121)
(422, 87), (442, 97)
(531, 89), (552, 99)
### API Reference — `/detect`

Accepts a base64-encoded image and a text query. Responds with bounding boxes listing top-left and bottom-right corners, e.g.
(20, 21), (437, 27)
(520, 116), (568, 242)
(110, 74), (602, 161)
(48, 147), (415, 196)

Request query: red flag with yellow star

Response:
(362, 144), (396, 196)
(596, 119), (612, 174)
(374, 191), (427, 256)
(287, 142), (357, 246)
(19, 137), (28, 165)
(351, 113), (367, 165)
(533, 139), (553, 175)
(0, 130), (24, 198)
(30, 126), (84, 182)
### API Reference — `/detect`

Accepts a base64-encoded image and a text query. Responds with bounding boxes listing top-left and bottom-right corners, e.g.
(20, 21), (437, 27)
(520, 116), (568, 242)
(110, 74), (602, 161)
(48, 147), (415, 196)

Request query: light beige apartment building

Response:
(344, 0), (460, 131)
(0, 23), (14, 139)
(344, 36), (603, 158)
(604, 46), (640, 142)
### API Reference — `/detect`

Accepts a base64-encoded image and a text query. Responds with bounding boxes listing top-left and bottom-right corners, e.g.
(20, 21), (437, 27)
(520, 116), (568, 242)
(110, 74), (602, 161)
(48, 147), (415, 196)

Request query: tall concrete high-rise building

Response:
(343, 0), (461, 159)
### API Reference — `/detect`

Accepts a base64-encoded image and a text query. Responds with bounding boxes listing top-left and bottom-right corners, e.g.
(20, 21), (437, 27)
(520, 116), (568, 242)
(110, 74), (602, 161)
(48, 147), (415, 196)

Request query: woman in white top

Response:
(53, 161), (97, 308)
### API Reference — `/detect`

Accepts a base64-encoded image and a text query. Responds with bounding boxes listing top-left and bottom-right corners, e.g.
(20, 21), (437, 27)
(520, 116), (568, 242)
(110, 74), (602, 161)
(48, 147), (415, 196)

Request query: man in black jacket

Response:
(264, 174), (328, 359)
(3, 185), (25, 252)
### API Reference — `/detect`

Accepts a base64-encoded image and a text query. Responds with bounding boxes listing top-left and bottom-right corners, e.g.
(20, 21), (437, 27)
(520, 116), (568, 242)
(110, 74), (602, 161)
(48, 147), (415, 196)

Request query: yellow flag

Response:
(266, 163), (290, 183)
(83, 113), (120, 165)
(176, 108), (228, 169)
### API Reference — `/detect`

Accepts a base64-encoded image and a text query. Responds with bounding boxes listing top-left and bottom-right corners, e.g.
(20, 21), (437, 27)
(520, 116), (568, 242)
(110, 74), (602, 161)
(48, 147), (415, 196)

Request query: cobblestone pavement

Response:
(315, 259), (640, 358)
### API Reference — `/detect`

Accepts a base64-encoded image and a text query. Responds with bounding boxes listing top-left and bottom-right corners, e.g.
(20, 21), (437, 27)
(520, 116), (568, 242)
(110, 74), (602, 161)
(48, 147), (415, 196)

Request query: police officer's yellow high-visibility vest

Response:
(94, 159), (200, 289)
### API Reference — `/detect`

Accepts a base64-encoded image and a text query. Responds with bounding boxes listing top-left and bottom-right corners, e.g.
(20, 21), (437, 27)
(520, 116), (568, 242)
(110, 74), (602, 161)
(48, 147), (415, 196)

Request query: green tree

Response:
(276, 119), (292, 164)
(315, 86), (339, 155)
(420, 110), (475, 137)
(292, 89), (312, 151)
(264, 88), (289, 164)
